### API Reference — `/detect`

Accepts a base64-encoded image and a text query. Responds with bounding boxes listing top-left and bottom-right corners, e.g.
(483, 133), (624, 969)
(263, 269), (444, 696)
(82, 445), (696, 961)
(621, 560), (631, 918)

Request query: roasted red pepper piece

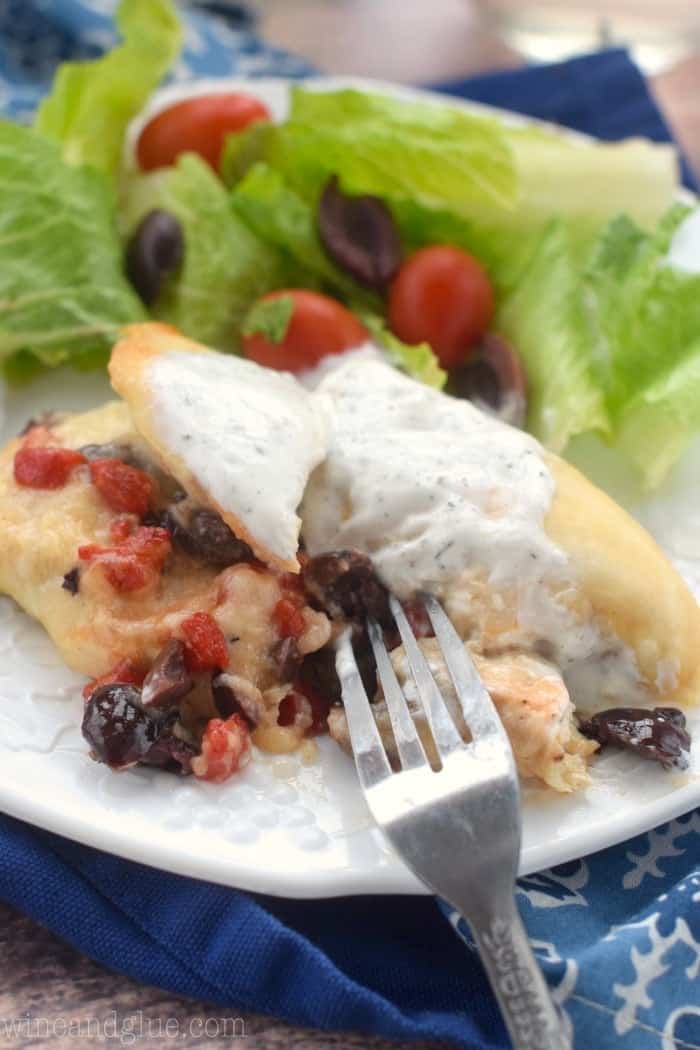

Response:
(14, 445), (86, 489)
(192, 714), (251, 782)
(89, 458), (154, 516)
(78, 526), (171, 593)
(180, 611), (229, 672)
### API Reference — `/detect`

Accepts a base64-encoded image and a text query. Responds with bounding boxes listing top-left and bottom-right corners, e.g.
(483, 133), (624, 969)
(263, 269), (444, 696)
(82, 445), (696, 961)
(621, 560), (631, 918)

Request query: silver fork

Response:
(335, 594), (571, 1050)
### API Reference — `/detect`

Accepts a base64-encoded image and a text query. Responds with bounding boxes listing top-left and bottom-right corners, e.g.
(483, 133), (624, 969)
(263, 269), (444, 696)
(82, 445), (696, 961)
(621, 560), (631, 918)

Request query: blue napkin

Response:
(1, 6), (700, 1049)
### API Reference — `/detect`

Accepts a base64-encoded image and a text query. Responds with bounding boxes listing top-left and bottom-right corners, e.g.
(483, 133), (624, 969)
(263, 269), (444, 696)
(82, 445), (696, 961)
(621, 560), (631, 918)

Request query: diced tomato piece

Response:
(82, 658), (146, 700)
(273, 597), (306, 639)
(89, 458), (154, 516)
(180, 611), (229, 672)
(78, 526), (171, 593)
(14, 445), (86, 489)
(192, 714), (251, 782)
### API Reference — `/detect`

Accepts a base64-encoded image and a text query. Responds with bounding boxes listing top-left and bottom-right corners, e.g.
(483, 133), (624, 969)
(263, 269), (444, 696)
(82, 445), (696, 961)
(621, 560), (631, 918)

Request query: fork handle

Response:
(461, 897), (571, 1050)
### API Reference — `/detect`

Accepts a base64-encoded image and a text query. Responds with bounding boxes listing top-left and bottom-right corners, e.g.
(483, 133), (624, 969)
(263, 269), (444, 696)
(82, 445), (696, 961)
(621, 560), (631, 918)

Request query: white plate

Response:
(1, 77), (699, 899)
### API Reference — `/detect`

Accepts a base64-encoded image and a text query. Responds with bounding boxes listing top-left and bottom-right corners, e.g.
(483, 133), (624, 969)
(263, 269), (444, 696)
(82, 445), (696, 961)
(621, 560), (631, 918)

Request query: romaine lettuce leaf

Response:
(0, 123), (146, 380)
(230, 163), (378, 309)
(35, 0), (181, 176)
(360, 312), (446, 389)
(121, 154), (301, 351)
(580, 205), (700, 486)
(265, 87), (518, 217)
(497, 220), (609, 452)
(504, 122), (678, 232)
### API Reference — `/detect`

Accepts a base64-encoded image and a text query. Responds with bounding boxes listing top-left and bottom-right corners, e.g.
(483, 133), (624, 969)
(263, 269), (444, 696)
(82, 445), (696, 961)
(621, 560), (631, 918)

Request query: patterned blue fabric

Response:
(1, 5), (699, 1049)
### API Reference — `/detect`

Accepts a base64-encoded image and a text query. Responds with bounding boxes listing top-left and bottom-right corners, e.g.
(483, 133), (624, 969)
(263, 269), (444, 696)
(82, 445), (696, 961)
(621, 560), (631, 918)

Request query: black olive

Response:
(302, 549), (391, 627)
(79, 441), (142, 466)
(317, 175), (402, 291)
(168, 507), (254, 567)
(579, 706), (691, 770)
(449, 333), (527, 428)
(140, 713), (196, 775)
(61, 567), (80, 596)
(125, 209), (184, 306)
(82, 683), (158, 770)
(141, 639), (193, 710)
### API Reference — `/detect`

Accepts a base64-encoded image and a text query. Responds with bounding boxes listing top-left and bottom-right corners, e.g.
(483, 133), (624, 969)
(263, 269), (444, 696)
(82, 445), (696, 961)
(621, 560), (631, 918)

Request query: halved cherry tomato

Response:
(136, 93), (271, 172)
(242, 290), (368, 372)
(388, 245), (495, 369)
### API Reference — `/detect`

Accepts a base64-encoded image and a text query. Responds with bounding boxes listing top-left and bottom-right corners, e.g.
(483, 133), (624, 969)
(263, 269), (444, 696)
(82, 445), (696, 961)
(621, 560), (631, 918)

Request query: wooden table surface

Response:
(1, 4), (699, 1048)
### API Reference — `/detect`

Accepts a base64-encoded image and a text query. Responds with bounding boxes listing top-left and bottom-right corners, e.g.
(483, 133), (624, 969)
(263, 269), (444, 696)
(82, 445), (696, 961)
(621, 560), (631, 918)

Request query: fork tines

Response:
(335, 594), (514, 793)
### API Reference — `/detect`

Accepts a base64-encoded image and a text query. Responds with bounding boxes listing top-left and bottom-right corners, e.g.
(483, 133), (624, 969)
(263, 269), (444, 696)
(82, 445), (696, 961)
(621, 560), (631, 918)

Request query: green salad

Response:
(1, 0), (699, 489)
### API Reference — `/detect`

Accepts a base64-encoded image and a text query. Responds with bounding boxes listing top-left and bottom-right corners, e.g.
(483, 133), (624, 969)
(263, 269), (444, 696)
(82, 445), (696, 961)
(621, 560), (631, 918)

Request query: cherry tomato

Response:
(14, 445), (86, 489)
(242, 290), (368, 372)
(388, 245), (495, 369)
(136, 93), (271, 172)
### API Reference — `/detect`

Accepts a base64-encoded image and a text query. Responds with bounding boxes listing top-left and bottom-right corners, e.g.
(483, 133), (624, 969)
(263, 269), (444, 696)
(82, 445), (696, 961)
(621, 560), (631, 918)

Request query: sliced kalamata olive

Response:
(298, 637), (378, 707)
(168, 507), (253, 567)
(213, 674), (265, 725)
(303, 549), (391, 627)
(80, 442), (141, 466)
(141, 715), (197, 774)
(141, 639), (193, 710)
(82, 683), (157, 770)
(125, 209), (184, 306)
(579, 706), (691, 770)
(448, 333), (527, 428)
(62, 567), (80, 595)
(318, 175), (402, 290)
(298, 647), (342, 706)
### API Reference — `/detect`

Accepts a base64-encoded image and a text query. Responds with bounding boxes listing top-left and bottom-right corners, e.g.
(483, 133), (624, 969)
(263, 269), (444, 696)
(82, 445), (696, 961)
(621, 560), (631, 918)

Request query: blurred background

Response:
(246, 0), (700, 173)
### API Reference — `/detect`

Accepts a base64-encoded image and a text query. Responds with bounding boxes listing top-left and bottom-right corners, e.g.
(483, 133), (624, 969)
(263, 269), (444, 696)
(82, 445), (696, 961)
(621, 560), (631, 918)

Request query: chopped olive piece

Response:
(62, 567), (80, 595)
(579, 706), (691, 770)
(302, 549), (391, 627)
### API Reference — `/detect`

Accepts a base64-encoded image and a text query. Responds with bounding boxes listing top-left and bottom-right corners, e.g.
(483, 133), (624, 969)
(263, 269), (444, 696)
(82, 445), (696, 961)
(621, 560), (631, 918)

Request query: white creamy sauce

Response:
(147, 349), (327, 564)
(303, 350), (649, 708)
(303, 351), (566, 597)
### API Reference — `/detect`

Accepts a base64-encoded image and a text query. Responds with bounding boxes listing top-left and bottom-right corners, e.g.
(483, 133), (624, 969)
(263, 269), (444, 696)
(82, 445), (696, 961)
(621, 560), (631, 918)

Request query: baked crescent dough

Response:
(109, 323), (327, 573)
(545, 455), (700, 706)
